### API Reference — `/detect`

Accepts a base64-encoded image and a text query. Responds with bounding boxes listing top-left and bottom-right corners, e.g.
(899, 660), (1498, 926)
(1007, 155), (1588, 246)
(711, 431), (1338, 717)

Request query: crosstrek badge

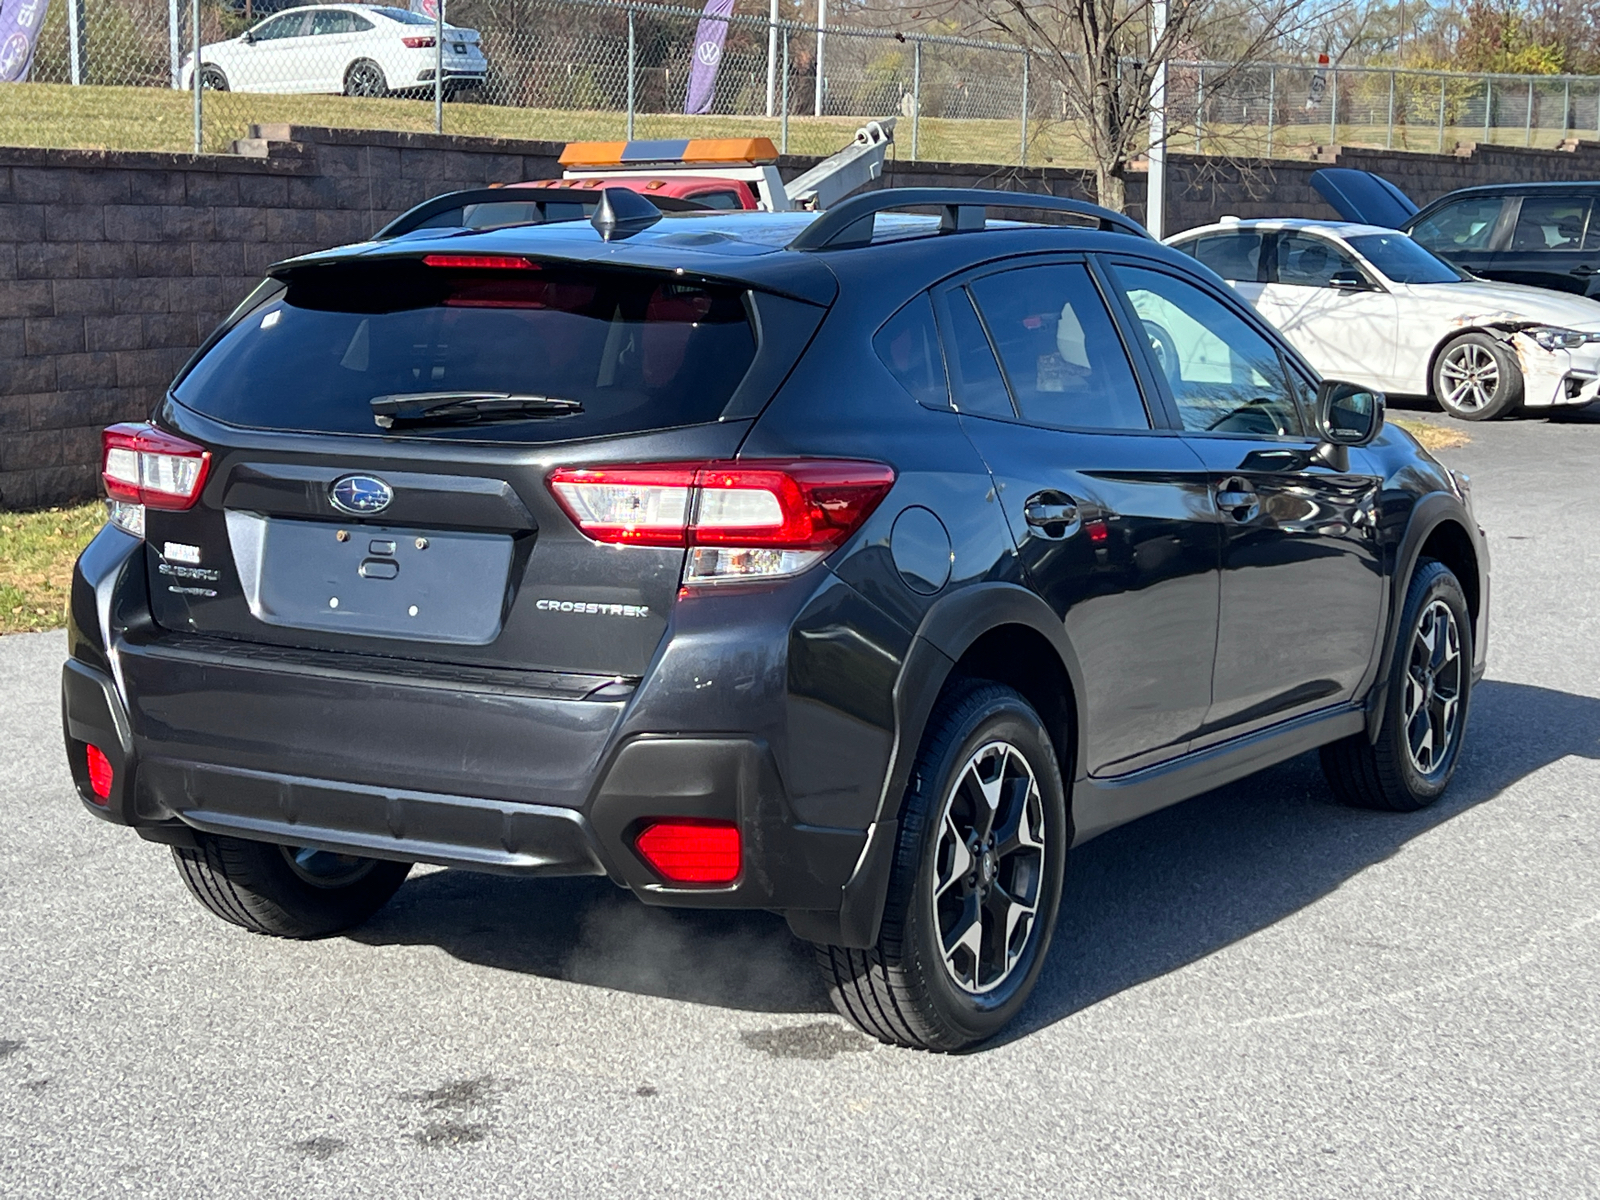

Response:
(536, 599), (650, 618)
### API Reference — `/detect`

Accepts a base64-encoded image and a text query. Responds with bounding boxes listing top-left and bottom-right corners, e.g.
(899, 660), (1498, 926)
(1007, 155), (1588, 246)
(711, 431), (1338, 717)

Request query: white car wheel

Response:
(1432, 332), (1523, 421)
(344, 59), (388, 98)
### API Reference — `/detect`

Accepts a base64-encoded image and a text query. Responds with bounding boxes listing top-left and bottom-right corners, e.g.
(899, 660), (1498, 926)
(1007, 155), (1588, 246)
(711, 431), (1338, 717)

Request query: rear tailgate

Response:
(144, 254), (823, 679)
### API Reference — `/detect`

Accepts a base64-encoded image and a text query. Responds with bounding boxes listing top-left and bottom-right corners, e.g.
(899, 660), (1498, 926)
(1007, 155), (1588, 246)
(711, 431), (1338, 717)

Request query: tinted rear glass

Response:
(173, 260), (757, 440)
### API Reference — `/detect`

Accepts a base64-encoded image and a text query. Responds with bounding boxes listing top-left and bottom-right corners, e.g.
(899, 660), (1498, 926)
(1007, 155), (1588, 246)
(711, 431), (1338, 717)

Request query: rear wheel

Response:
(814, 682), (1067, 1051)
(1321, 560), (1472, 811)
(344, 59), (388, 98)
(1433, 332), (1523, 421)
(198, 65), (229, 91)
(172, 833), (410, 937)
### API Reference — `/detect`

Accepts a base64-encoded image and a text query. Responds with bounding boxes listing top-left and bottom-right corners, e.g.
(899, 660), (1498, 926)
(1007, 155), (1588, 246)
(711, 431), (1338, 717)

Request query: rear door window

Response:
(173, 260), (758, 441)
(1182, 231), (1266, 283)
(967, 263), (1149, 431)
(939, 290), (1015, 418)
(1510, 196), (1591, 251)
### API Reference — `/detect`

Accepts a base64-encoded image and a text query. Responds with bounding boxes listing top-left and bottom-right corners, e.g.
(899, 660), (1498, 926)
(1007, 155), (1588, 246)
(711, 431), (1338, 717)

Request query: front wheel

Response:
(1321, 559), (1472, 811)
(1433, 332), (1523, 421)
(815, 681), (1068, 1051)
(344, 59), (388, 98)
(172, 833), (411, 937)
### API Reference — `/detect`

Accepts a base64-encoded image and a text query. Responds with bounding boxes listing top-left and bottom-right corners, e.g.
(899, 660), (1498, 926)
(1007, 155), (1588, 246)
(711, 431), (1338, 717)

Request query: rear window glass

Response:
(173, 261), (757, 441)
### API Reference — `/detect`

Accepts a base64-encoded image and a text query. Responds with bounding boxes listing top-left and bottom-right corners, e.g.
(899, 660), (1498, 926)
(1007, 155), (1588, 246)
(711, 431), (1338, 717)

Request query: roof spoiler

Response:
(1309, 168), (1419, 229)
(788, 187), (1149, 251)
(373, 186), (704, 240)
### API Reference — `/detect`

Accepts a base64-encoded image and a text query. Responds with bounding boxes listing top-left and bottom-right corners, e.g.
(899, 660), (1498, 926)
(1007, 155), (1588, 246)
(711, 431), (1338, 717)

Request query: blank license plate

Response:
(252, 518), (512, 645)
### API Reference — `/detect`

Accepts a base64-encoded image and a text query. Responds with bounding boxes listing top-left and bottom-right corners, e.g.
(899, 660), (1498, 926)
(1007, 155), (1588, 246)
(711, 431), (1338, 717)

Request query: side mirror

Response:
(242, 29), (256, 42)
(1329, 268), (1370, 291)
(1316, 379), (1384, 450)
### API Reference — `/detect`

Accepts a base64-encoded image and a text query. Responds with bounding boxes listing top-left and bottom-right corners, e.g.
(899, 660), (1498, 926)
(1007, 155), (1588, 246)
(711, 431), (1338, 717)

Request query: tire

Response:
(198, 65), (229, 92)
(1321, 559), (1472, 812)
(344, 60), (388, 98)
(1432, 332), (1523, 421)
(814, 681), (1068, 1051)
(171, 833), (411, 938)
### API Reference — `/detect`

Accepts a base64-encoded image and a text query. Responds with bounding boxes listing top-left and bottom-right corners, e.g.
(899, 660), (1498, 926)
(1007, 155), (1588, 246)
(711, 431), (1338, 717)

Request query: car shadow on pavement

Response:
(349, 679), (1598, 1031)
(1003, 678), (1600, 1045)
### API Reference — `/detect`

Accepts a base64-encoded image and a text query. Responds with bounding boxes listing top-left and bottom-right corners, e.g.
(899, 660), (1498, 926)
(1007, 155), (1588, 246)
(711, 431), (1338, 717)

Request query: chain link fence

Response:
(10, 0), (1600, 166)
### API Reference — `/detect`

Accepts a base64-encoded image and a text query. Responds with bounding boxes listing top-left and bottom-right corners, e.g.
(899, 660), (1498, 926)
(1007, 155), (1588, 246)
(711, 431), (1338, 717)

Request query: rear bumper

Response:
(63, 642), (865, 914)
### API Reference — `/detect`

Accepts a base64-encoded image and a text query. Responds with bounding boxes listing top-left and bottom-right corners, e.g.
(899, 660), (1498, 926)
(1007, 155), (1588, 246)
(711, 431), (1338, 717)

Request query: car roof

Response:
(1170, 218), (1400, 242)
(1426, 181), (1600, 200)
(277, 209), (1177, 307)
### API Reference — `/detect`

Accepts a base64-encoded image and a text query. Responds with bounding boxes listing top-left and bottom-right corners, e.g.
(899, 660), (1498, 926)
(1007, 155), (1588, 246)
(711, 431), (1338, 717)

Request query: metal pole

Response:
(1019, 52), (1029, 165)
(1387, 69), (1395, 149)
(1483, 77), (1491, 145)
(1525, 77), (1533, 146)
(434, 0), (444, 135)
(1147, 0), (1167, 238)
(191, 0), (202, 154)
(911, 39), (921, 160)
(626, 8), (636, 139)
(1329, 66), (1337, 147)
(169, 0), (181, 88)
(814, 0), (825, 117)
(1438, 76), (1446, 152)
(68, 0), (85, 85)
(1194, 65), (1203, 153)
(1266, 65), (1275, 158)
(765, 0), (777, 117)
(781, 33), (790, 153)
(1563, 77), (1571, 141)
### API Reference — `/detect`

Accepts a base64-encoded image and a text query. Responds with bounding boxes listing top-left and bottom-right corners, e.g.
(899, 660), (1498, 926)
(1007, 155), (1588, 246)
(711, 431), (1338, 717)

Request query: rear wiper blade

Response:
(371, 391), (583, 429)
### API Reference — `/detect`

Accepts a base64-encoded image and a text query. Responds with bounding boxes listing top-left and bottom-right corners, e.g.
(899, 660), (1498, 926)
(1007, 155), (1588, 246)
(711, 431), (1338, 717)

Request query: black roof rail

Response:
(787, 187), (1150, 251)
(373, 186), (705, 241)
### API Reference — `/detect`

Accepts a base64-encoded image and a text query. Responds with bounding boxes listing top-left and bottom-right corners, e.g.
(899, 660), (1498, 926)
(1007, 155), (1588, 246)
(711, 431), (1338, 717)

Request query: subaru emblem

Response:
(330, 475), (393, 516)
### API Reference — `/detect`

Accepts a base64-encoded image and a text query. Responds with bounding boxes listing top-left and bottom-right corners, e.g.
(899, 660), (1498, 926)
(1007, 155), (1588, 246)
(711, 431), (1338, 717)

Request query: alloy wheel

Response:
(1439, 343), (1501, 413)
(931, 740), (1048, 995)
(1402, 599), (1462, 776)
(347, 63), (385, 97)
(279, 844), (378, 888)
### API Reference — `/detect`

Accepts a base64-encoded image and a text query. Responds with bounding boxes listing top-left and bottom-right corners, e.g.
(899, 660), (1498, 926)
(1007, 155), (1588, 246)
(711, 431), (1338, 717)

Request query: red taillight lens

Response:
(634, 819), (741, 884)
(85, 745), (113, 802)
(547, 460), (895, 552)
(421, 254), (533, 270)
(402, 35), (436, 47)
(101, 423), (211, 510)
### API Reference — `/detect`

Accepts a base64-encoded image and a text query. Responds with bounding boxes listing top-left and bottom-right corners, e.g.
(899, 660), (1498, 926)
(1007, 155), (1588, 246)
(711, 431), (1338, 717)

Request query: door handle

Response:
(1215, 477), (1260, 522)
(1023, 493), (1081, 538)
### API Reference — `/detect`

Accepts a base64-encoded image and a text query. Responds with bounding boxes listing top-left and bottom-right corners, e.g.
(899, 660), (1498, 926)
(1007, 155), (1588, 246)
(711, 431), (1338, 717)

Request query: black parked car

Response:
(62, 188), (1489, 1050)
(1313, 167), (1600, 298)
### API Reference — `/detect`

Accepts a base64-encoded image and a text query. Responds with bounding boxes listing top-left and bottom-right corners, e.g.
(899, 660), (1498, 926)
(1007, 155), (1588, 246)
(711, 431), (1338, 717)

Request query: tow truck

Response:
(375, 119), (896, 239)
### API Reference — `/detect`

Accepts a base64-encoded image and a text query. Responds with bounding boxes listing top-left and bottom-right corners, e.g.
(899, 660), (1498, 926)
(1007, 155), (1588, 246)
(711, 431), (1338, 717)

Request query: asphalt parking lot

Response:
(2, 408), (1597, 1199)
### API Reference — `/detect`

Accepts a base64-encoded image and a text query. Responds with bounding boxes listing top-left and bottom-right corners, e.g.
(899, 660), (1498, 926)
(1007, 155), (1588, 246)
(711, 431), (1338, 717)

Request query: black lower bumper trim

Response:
(138, 758), (607, 878)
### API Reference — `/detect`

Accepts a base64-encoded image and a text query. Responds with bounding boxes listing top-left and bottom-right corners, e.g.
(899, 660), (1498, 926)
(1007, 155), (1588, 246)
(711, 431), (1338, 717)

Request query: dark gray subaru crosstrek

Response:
(62, 187), (1489, 1050)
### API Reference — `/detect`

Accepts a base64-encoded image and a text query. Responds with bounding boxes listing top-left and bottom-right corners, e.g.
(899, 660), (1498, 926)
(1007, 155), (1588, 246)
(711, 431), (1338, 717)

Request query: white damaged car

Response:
(1167, 218), (1600, 421)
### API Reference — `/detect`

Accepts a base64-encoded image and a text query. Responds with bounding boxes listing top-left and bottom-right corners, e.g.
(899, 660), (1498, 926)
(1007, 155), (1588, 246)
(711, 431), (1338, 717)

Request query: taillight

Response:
(634, 819), (741, 884)
(102, 423), (211, 512)
(85, 745), (113, 803)
(547, 459), (895, 585)
(402, 35), (436, 47)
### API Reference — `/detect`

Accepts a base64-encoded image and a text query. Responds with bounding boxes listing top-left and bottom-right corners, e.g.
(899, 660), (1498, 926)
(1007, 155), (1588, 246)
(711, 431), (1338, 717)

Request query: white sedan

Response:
(181, 4), (486, 98)
(1167, 218), (1600, 420)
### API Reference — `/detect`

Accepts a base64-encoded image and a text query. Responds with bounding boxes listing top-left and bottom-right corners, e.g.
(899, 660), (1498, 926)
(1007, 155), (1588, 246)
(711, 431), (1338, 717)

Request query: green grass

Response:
(0, 503), (105, 635)
(1391, 414), (1470, 451)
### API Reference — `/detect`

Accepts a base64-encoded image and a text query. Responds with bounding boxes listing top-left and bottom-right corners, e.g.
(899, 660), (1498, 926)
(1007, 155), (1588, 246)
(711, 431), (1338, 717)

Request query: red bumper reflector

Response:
(85, 745), (113, 802)
(634, 819), (740, 884)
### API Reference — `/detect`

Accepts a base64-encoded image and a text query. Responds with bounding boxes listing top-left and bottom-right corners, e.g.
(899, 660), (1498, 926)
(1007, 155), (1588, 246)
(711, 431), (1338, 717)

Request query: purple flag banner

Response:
(684, 0), (734, 116)
(0, 0), (52, 83)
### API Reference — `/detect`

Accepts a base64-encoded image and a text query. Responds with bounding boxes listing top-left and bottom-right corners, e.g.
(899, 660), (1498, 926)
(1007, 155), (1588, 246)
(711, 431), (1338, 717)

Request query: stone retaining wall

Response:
(5, 124), (1600, 508)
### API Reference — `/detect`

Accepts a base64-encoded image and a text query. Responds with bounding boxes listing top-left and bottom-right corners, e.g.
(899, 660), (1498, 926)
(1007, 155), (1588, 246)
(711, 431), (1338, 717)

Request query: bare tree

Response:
(964, 0), (1352, 211)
